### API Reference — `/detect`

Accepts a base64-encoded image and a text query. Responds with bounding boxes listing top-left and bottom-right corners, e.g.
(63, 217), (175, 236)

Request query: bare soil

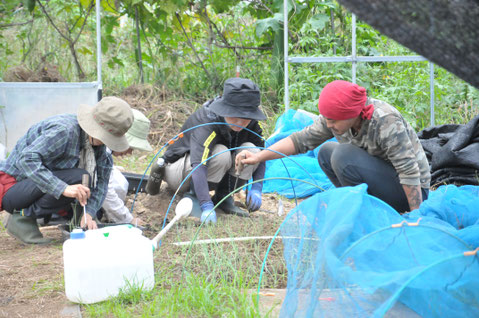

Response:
(0, 84), (297, 317)
(0, 220), (76, 318)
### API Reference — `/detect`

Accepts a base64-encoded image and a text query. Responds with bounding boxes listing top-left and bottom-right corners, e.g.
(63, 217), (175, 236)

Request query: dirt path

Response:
(0, 216), (78, 318)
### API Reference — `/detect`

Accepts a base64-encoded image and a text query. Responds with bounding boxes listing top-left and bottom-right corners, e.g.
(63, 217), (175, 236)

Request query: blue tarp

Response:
(263, 109), (334, 198)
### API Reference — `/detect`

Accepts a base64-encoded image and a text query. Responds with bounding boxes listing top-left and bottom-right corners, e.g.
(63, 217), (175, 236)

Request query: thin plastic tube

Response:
(131, 121), (322, 250)
(255, 199), (302, 306)
(130, 122), (306, 213)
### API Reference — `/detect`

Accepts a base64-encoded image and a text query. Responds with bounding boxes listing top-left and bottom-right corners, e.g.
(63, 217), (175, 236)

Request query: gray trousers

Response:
(317, 142), (428, 212)
(163, 142), (260, 193)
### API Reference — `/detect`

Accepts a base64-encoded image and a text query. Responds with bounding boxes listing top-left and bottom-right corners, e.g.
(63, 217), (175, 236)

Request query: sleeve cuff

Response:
(86, 208), (97, 218)
(53, 181), (69, 200)
(399, 176), (421, 186)
(200, 201), (214, 211)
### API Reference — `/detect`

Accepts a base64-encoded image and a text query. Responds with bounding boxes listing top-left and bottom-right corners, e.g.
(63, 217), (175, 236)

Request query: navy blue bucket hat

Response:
(209, 78), (266, 121)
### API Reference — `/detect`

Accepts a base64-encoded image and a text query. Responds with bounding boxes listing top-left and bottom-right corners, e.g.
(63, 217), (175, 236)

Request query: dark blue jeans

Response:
(2, 168), (88, 218)
(317, 142), (429, 212)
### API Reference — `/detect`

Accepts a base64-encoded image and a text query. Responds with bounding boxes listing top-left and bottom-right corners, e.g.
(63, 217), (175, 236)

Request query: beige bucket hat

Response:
(125, 109), (153, 151)
(77, 96), (134, 152)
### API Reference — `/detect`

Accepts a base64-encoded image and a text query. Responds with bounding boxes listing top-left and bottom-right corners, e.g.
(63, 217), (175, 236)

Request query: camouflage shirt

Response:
(290, 98), (431, 188)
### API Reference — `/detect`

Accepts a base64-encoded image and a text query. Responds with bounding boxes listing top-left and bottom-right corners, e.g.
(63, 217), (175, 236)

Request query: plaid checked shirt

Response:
(0, 114), (113, 216)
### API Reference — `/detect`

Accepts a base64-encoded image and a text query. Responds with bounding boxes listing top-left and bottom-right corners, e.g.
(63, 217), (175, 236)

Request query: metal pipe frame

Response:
(283, 9), (436, 126)
(95, 0), (102, 100)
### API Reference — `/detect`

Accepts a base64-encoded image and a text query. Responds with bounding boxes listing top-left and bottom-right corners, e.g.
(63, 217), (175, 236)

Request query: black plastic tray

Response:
(122, 172), (149, 194)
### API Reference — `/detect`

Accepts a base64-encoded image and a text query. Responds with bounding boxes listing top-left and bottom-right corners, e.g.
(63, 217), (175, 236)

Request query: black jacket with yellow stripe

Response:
(163, 101), (264, 166)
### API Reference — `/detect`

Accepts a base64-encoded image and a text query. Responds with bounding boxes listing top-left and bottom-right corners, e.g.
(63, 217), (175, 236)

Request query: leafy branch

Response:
(0, 19), (34, 28)
(175, 12), (212, 83)
(36, 0), (94, 80)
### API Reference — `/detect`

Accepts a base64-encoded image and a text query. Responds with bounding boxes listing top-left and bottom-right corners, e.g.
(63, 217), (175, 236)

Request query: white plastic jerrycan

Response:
(63, 225), (154, 304)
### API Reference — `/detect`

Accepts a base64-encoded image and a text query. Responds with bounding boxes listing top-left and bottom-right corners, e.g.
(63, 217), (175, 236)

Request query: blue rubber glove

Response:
(200, 201), (217, 225)
(246, 189), (262, 212)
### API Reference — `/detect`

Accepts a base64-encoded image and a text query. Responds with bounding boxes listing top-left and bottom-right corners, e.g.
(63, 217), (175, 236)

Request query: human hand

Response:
(130, 217), (146, 227)
(200, 201), (217, 225)
(246, 189), (262, 211)
(80, 212), (98, 230)
(63, 184), (91, 206)
(235, 150), (258, 170)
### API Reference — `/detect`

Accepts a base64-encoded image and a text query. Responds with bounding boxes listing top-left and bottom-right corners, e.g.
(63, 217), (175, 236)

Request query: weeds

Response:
(83, 212), (286, 317)
(30, 276), (64, 296)
(0, 214), (6, 233)
(84, 269), (262, 318)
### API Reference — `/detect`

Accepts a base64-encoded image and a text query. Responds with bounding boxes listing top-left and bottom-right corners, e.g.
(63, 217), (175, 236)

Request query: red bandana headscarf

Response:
(318, 80), (374, 120)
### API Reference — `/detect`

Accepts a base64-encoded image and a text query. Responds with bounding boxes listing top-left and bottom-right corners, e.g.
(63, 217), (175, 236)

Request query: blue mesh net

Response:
(279, 184), (479, 317)
(263, 110), (334, 198)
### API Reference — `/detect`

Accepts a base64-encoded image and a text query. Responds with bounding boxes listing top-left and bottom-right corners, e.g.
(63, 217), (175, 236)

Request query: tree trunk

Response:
(135, 5), (144, 83)
(69, 43), (85, 80)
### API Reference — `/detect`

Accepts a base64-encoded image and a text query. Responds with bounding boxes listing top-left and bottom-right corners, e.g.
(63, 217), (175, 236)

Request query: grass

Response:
(83, 251), (281, 317)
(81, 207), (288, 317)
(85, 269), (261, 318)
(30, 277), (64, 297)
(159, 213), (288, 290)
(0, 216), (6, 233)
(113, 150), (157, 175)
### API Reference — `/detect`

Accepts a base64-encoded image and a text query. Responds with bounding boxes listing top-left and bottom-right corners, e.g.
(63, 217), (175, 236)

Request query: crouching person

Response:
(145, 78), (266, 224)
(101, 109), (153, 226)
(0, 97), (133, 244)
(237, 80), (431, 213)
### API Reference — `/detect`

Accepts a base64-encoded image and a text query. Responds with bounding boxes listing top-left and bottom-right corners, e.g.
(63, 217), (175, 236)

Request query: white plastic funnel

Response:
(151, 197), (193, 249)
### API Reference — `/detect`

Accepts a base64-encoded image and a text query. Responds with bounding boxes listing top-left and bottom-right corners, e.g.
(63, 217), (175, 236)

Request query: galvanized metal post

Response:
(429, 62), (435, 126)
(96, 0), (102, 100)
(352, 14), (357, 83)
(284, 0), (289, 110)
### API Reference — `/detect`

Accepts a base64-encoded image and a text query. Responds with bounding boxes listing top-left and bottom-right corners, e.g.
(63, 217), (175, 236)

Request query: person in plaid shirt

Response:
(0, 97), (133, 244)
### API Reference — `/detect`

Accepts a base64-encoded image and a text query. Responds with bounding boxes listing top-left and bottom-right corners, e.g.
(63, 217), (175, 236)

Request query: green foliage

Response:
(256, 13), (283, 37)
(85, 271), (261, 317)
(23, 0), (35, 12)
(0, 0), (477, 127)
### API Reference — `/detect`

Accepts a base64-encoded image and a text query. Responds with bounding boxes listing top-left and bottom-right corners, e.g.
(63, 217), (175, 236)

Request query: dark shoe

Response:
(43, 214), (52, 225)
(213, 195), (249, 218)
(6, 211), (52, 244)
(146, 157), (166, 195)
